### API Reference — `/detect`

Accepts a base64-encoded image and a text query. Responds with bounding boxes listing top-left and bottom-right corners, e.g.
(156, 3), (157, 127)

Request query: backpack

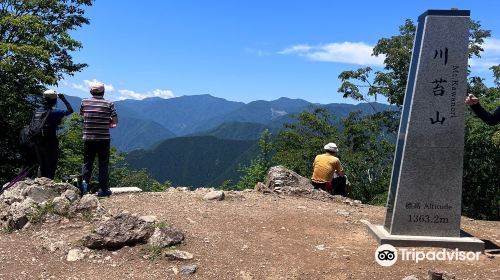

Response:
(19, 109), (51, 148)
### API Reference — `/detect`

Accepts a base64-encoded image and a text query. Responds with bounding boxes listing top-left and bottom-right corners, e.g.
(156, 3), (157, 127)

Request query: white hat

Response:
(324, 143), (338, 153)
(90, 81), (105, 94)
(43, 89), (57, 99)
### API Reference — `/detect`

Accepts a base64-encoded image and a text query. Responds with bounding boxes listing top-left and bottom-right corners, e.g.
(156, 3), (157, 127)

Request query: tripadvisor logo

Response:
(375, 244), (481, 266)
(375, 244), (398, 266)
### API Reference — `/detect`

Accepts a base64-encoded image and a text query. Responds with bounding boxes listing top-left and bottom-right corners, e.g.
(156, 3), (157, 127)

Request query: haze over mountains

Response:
(62, 94), (393, 151)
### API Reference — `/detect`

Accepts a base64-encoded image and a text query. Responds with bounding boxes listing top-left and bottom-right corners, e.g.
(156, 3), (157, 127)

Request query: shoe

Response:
(96, 189), (112, 197)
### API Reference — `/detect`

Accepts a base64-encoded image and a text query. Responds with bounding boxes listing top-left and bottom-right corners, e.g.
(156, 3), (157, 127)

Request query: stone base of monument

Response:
(109, 187), (143, 194)
(366, 223), (485, 252)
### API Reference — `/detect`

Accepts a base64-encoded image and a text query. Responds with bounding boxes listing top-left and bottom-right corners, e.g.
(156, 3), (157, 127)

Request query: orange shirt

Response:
(311, 153), (343, 183)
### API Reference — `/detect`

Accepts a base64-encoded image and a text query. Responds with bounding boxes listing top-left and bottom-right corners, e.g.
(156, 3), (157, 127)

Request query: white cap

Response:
(43, 89), (57, 99)
(324, 143), (338, 153)
(90, 81), (105, 94)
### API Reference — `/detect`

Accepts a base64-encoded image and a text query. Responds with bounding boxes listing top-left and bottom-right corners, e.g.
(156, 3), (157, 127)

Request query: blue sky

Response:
(56, 0), (500, 104)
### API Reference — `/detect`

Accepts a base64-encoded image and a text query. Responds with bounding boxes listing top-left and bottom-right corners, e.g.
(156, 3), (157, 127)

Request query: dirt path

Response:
(0, 190), (498, 279)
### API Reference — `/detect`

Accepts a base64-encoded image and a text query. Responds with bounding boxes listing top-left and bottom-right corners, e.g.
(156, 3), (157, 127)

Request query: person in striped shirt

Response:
(80, 82), (118, 197)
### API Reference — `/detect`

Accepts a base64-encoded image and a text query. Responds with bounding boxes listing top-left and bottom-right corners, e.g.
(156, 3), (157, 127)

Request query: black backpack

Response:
(19, 109), (51, 148)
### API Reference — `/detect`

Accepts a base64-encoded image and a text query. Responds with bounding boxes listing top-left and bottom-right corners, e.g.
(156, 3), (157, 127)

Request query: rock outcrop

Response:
(0, 178), (102, 230)
(256, 166), (360, 204)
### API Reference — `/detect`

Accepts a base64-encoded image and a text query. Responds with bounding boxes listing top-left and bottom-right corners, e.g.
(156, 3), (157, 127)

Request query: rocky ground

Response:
(0, 168), (499, 280)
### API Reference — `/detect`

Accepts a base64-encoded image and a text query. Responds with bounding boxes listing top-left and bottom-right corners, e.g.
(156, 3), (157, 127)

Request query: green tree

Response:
(273, 108), (340, 177)
(340, 111), (395, 204)
(236, 129), (273, 190)
(0, 0), (93, 184)
(56, 114), (84, 179)
(463, 78), (500, 220)
(272, 108), (394, 203)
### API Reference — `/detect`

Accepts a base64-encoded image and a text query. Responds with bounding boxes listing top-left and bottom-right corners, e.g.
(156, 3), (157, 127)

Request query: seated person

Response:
(311, 143), (345, 195)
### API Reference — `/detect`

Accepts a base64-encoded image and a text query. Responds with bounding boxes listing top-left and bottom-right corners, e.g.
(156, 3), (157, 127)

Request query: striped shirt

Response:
(80, 96), (117, 141)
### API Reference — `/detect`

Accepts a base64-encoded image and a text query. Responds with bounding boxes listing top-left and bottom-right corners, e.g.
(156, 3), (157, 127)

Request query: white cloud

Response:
(469, 38), (500, 71)
(71, 83), (87, 92)
(278, 44), (313, 54)
(483, 38), (500, 52)
(279, 42), (385, 66)
(117, 89), (147, 100)
(71, 79), (115, 93)
(118, 89), (175, 100)
(152, 89), (175, 99)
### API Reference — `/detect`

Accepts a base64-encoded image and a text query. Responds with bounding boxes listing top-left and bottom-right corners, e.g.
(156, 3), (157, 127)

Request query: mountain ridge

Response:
(59, 94), (395, 151)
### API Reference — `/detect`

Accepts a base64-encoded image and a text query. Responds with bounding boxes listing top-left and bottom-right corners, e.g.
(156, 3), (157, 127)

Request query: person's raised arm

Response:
(466, 94), (500, 126)
(58, 93), (73, 115)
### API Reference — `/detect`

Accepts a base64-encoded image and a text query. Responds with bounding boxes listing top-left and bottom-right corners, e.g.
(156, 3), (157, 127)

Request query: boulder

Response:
(203, 191), (225, 201)
(82, 213), (155, 249)
(63, 189), (80, 203)
(3, 199), (36, 229)
(73, 194), (99, 212)
(148, 227), (185, 247)
(1, 183), (26, 205)
(52, 182), (80, 195)
(22, 185), (58, 204)
(180, 265), (197, 275)
(52, 196), (71, 215)
(258, 166), (353, 202)
(164, 250), (193, 260)
(265, 166), (314, 191)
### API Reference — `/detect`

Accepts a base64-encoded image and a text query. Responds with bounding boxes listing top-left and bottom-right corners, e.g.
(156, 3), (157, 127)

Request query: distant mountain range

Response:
(59, 94), (394, 151)
(59, 94), (395, 186)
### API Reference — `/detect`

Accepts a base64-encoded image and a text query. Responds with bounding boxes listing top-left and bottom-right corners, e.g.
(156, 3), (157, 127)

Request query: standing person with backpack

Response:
(32, 90), (74, 179)
(80, 82), (118, 197)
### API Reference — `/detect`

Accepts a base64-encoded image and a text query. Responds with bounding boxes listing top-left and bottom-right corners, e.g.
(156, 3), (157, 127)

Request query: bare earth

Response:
(0, 189), (499, 280)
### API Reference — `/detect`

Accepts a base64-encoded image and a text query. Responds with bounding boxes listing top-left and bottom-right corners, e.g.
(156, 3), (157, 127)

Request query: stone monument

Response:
(366, 9), (484, 251)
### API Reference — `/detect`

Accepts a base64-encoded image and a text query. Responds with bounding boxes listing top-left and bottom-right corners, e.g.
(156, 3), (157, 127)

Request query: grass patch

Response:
(143, 244), (164, 260)
(156, 221), (170, 229)
(81, 211), (94, 222)
(89, 224), (97, 233)
(1, 224), (14, 234)
(28, 202), (56, 224)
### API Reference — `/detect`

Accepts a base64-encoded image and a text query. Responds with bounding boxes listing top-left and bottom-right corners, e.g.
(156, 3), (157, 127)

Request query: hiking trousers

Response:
(34, 137), (59, 179)
(82, 140), (110, 192)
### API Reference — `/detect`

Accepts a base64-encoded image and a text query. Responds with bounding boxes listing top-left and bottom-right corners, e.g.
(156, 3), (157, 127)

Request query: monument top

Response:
(418, 10), (470, 22)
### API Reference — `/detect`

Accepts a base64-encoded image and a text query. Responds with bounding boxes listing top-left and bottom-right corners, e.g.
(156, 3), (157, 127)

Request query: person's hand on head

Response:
(58, 93), (66, 99)
(465, 93), (479, 106)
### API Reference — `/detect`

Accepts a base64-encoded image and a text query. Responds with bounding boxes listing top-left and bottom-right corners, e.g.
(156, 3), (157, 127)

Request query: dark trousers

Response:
(312, 176), (347, 196)
(82, 140), (110, 191)
(312, 181), (327, 191)
(34, 137), (59, 179)
(332, 176), (347, 197)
